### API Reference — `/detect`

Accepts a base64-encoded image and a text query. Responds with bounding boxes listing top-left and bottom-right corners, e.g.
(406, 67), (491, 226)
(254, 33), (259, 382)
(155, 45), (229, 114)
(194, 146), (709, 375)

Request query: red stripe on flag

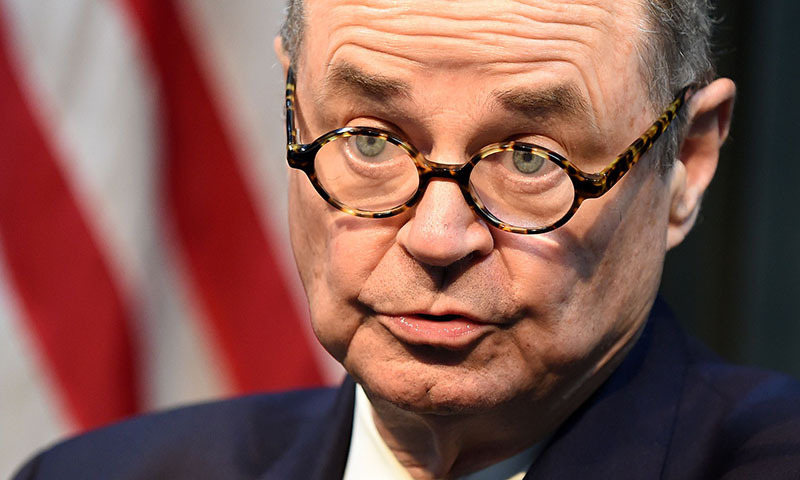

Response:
(122, 0), (323, 392)
(0, 8), (140, 429)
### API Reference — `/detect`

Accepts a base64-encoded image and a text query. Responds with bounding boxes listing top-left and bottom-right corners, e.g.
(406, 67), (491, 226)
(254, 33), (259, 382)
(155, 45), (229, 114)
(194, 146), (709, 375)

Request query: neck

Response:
(364, 392), (556, 479)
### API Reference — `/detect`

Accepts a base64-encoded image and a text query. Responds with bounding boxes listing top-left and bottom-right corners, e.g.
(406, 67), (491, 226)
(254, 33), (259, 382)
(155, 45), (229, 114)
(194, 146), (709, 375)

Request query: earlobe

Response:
(273, 36), (291, 74)
(666, 78), (736, 250)
(666, 161), (695, 249)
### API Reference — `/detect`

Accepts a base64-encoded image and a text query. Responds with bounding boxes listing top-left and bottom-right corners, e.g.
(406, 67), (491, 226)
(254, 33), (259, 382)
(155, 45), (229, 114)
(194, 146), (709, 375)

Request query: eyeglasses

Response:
(285, 67), (694, 234)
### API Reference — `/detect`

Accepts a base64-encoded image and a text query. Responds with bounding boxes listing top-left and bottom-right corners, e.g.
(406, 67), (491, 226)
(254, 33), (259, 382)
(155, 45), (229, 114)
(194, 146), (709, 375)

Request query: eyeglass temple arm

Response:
(285, 67), (300, 150)
(596, 85), (695, 195)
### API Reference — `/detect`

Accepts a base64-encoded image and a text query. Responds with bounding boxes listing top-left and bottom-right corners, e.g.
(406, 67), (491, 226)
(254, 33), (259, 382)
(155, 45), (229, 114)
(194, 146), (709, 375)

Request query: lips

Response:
(379, 312), (491, 349)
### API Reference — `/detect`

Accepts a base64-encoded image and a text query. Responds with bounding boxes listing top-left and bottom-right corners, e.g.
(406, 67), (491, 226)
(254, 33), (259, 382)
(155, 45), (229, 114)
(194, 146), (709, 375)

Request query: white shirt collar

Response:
(343, 384), (544, 480)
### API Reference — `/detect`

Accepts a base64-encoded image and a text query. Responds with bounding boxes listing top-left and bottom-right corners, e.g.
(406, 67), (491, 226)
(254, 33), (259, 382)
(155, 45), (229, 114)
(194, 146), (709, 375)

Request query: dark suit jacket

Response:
(14, 300), (800, 479)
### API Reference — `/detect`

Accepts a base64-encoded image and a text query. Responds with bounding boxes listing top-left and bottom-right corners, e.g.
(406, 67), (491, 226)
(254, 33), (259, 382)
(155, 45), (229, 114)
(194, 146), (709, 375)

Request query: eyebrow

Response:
(323, 62), (412, 102)
(320, 62), (597, 132)
(493, 84), (597, 130)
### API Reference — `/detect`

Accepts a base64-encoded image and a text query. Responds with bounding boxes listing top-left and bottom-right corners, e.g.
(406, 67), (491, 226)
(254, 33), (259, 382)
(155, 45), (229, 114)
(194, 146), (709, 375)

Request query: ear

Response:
(666, 78), (736, 250)
(273, 35), (291, 75)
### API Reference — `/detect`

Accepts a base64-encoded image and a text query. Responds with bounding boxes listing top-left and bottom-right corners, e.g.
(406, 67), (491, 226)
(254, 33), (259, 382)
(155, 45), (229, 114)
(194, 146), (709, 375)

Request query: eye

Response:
(355, 135), (387, 158)
(512, 150), (545, 174)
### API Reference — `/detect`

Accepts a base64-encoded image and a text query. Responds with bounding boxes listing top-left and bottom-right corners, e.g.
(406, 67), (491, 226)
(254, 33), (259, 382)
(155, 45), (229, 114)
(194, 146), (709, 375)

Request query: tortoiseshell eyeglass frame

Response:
(285, 67), (696, 234)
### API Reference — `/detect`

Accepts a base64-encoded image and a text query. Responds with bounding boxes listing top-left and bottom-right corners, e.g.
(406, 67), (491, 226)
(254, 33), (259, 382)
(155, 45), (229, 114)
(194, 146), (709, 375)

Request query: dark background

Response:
(659, 0), (800, 378)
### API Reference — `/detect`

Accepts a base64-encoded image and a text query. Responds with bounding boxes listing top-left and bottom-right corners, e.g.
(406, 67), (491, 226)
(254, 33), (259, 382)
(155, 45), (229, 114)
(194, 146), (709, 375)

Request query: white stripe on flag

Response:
(139, 226), (233, 409)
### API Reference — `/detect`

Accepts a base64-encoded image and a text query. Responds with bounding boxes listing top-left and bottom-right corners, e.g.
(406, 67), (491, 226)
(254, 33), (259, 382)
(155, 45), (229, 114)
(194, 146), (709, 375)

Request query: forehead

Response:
(300, 0), (646, 93)
(305, 1), (639, 56)
(301, 0), (644, 131)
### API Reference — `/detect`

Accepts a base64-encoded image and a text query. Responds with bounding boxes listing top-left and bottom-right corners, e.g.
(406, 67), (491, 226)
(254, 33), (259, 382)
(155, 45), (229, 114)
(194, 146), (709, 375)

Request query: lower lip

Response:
(381, 315), (488, 349)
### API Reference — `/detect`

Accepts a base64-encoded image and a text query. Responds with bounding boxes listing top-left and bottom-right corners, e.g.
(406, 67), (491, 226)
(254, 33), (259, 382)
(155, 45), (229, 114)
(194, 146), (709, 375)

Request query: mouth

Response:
(378, 312), (491, 350)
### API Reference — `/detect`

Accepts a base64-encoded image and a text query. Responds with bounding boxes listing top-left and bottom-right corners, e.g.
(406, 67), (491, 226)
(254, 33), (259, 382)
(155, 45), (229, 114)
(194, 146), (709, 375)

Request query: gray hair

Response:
(638, 0), (717, 171)
(279, 0), (718, 171)
(279, 0), (305, 68)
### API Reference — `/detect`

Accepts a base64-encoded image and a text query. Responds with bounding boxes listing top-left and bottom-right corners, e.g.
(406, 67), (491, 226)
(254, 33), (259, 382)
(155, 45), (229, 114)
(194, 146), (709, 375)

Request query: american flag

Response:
(0, 1), (340, 475)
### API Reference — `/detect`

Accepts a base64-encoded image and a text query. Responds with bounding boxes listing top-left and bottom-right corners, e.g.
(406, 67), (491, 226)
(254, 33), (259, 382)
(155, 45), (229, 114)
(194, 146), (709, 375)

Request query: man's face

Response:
(287, 0), (675, 416)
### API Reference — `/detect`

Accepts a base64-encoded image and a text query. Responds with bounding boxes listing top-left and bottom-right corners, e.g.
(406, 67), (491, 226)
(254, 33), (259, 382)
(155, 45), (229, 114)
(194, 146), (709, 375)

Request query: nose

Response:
(396, 179), (494, 267)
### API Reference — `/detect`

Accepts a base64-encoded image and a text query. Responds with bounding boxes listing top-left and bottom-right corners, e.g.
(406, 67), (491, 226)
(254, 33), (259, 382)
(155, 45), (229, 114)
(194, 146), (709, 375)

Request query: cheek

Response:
(326, 220), (398, 294)
(317, 221), (404, 359)
(494, 168), (653, 313)
(289, 173), (404, 358)
(560, 168), (669, 334)
(498, 168), (670, 369)
(288, 173), (329, 295)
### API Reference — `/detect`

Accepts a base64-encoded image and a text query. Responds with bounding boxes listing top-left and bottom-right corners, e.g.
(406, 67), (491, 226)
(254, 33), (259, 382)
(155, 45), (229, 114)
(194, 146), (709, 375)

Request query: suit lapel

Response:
(260, 377), (356, 480)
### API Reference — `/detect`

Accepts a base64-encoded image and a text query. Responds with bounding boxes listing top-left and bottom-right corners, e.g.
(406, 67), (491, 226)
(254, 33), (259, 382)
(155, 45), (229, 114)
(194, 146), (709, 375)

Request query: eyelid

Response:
(344, 116), (407, 139)
(507, 134), (569, 158)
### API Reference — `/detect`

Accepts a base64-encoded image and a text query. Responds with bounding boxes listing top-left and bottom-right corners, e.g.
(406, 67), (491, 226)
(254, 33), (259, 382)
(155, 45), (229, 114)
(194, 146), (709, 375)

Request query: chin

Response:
(350, 356), (530, 416)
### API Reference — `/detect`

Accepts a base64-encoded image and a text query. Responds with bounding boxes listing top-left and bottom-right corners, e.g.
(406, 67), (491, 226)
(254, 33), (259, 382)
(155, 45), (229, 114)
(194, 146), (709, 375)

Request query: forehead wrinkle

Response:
(326, 25), (607, 70)
(493, 83), (598, 132)
(321, 0), (622, 34)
